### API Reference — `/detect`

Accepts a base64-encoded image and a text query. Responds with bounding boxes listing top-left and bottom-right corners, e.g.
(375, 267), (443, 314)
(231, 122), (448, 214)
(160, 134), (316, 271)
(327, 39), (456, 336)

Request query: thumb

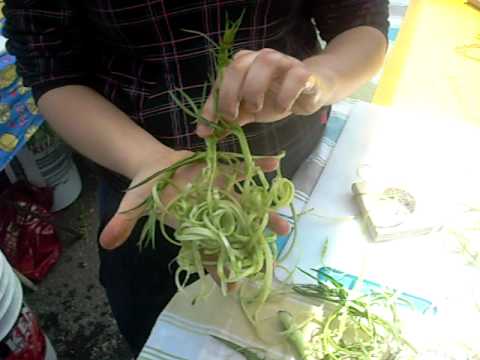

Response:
(99, 150), (193, 250)
(99, 191), (146, 250)
(254, 156), (279, 173)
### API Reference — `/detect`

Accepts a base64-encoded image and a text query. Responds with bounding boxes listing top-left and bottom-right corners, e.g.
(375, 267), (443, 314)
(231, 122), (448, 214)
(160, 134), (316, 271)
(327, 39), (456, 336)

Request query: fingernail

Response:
(246, 98), (263, 113)
(196, 124), (213, 137)
(303, 75), (317, 95)
(100, 231), (124, 250)
(279, 102), (293, 114)
(224, 104), (240, 121)
(286, 102), (294, 113)
(100, 237), (116, 250)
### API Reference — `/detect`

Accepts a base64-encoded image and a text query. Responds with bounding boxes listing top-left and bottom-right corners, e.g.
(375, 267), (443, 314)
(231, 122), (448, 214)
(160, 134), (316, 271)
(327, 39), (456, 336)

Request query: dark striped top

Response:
(3, 0), (388, 168)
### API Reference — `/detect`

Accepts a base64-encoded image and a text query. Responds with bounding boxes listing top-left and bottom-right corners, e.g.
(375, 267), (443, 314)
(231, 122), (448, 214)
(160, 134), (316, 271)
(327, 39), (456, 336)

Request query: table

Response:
(373, 0), (480, 125)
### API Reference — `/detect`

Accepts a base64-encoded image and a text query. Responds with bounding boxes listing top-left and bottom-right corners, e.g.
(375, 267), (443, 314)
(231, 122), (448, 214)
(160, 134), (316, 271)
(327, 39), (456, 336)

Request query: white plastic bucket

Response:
(0, 250), (22, 342)
(5, 138), (82, 212)
(44, 335), (56, 360)
(0, 250), (57, 359)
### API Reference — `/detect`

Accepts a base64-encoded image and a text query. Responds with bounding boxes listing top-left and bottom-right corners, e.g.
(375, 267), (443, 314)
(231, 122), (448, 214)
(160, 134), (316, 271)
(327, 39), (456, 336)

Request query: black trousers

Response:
(96, 113), (325, 357)
(97, 181), (181, 357)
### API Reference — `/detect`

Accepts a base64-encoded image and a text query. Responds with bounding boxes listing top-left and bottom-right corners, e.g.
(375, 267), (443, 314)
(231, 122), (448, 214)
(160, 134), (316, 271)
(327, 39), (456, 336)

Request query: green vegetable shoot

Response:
(207, 269), (416, 360)
(287, 269), (416, 359)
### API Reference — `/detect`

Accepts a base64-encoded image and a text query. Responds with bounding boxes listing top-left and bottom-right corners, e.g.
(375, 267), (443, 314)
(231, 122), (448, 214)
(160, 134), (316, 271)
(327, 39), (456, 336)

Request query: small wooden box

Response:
(352, 181), (441, 242)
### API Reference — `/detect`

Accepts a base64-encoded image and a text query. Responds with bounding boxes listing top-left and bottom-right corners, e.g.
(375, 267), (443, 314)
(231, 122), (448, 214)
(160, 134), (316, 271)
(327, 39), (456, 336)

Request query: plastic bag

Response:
(0, 303), (51, 360)
(0, 182), (61, 281)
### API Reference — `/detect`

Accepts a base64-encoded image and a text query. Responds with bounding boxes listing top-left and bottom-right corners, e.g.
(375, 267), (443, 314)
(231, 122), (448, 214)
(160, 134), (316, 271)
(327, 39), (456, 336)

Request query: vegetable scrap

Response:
(286, 269), (416, 359)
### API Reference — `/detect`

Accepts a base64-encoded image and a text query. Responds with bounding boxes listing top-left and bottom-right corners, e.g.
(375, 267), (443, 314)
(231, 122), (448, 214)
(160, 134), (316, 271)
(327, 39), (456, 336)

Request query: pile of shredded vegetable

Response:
(208, 269), (416, 360)
(284, 269), (416, 359)
(447, 206), (480, 268)
(129, 16), (295, 315)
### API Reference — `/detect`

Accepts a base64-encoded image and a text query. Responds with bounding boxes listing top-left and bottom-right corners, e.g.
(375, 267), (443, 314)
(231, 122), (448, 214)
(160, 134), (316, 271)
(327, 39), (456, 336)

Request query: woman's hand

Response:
(99, 150), (195, 250)
(99, 150), (289, 291)
(99, 150), (289, 275)
(197, 48), (335, 137)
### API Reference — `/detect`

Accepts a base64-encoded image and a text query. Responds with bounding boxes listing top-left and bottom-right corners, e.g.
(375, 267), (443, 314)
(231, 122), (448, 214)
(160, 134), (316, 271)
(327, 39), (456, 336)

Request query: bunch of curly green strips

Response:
(287, 269), (416, 360)
(129, 16), (295, 311)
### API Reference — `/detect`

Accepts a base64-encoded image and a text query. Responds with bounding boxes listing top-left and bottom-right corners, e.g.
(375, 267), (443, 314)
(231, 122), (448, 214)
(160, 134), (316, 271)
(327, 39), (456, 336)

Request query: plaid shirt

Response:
(3, 0), (388, 157)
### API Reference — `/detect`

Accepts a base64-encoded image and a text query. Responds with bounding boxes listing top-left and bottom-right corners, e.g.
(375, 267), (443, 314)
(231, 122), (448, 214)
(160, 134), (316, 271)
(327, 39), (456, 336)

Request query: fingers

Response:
(205, 263), (239, 293)
(197, 48), (321, 138)
(254, 156), (279, 173)
(233, 49), (254, 61)
(215, 156), (279, 189)
(240, 49), (294, 113)
(290, 92), (323, 115)
(196, 97), (215, 138)
(275, 67), (315, 113)
(99, 211), (139, 250)
(268, 212), (291, 235)
(218, 51), (257, 120)
(198, 51), (257, 137)
(99, 183), (150, 250)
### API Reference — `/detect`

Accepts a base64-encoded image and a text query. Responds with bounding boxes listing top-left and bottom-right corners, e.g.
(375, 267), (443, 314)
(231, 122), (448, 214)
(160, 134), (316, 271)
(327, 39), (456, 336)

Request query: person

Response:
(3, 0), (389, 356)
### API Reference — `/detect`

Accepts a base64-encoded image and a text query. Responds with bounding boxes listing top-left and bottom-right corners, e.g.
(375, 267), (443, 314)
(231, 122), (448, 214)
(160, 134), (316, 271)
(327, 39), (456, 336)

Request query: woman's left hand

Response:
(197, 48), (335, 137)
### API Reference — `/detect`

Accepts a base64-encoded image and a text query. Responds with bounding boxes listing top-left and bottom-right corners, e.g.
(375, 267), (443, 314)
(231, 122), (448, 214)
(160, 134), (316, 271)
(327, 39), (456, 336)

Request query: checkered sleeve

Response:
(311, 0), (389, 43)
(3, 0), (87, 102)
